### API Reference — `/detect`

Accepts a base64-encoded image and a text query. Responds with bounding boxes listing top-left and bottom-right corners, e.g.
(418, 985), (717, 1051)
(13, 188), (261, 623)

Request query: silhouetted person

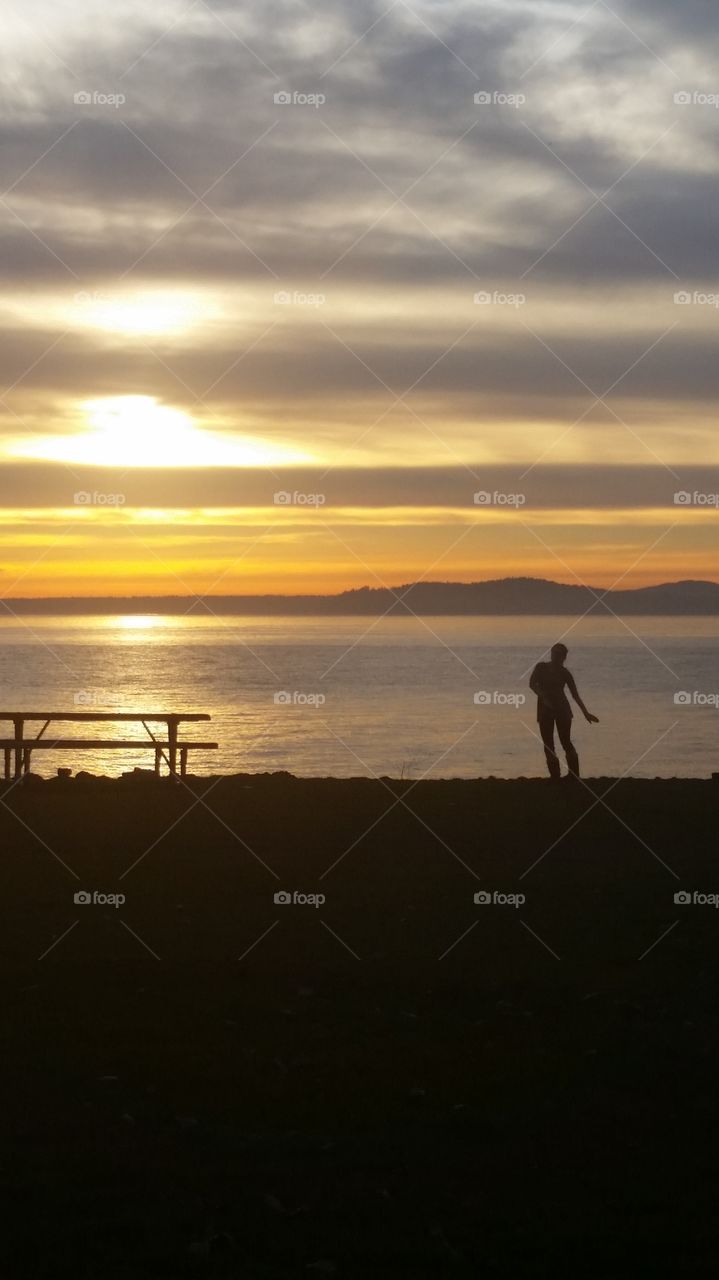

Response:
(529, 643), (599, 781)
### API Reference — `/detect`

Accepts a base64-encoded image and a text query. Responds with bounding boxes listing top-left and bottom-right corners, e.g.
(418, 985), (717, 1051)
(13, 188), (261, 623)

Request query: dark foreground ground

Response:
(1, 772), (718, 1277)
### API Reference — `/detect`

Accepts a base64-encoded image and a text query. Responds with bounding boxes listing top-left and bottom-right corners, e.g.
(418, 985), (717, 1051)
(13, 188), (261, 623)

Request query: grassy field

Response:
(0, 773), (716, 1277)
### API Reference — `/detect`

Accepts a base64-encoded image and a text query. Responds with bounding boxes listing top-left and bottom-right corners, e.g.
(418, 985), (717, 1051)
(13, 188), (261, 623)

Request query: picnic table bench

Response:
(0, 712), (218, 780)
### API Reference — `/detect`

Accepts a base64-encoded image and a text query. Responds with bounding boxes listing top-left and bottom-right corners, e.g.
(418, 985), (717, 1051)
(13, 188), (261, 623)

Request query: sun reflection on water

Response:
(116, 615), (166, 632)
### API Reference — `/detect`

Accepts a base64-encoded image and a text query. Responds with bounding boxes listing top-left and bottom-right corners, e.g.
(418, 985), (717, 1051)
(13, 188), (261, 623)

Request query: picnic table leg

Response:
(180, 747), (188, 778)
(23, 749), (31, 775)
(168, 718), (178, 778)
(13, 718), (23, 781)
(154, 747), (161, 776)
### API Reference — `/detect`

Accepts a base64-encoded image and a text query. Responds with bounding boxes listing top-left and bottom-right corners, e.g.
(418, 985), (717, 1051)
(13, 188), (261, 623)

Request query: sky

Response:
(1, 0), (718, 597)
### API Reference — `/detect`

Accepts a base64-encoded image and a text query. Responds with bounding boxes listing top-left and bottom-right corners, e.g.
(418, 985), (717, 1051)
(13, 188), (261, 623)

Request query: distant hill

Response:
(3, 578), (719, 616)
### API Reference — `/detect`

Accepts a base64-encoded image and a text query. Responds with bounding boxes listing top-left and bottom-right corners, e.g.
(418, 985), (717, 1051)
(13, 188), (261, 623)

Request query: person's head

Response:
(550, 642), (568, 666)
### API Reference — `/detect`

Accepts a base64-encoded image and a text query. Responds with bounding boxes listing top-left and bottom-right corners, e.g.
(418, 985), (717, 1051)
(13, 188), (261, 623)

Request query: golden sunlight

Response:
(115, 614), (166, 631)
(11, 396), (312, 468)
(69, 289), (212, 336)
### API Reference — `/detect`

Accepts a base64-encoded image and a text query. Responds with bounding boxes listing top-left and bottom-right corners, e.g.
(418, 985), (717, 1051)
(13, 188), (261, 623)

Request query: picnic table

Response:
(0, 712), (218, 780)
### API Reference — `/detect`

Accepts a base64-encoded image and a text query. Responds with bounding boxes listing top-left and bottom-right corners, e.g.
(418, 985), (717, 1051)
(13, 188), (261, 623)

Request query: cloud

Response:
(1, 461), (718, 509)
(1, 0), (716, 296)
(1, 0), (717, 592)
(2, 321), (719, 410)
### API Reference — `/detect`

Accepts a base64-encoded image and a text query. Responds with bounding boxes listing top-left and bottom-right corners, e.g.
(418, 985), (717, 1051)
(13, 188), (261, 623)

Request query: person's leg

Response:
(538, 709), (561, 779)
(556, 713), (579, 778)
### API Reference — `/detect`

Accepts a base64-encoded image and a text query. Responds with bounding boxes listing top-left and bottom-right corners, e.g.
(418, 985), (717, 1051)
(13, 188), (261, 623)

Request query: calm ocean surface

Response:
(0, 614), (717, 779)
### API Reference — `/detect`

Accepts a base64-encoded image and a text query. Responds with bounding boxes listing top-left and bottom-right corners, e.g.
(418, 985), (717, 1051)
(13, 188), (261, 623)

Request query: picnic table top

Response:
(0, 712), (211, 722)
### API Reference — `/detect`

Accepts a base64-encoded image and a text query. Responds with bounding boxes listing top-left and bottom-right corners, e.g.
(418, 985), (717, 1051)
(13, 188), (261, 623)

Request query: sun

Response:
(83, 397), (200, 466)
(70, 290), (210, 337)
(11, 396), (312, 468)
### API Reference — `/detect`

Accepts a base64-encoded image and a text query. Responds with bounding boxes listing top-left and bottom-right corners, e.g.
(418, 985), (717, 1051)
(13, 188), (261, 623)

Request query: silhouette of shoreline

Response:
(3, 576), (719, 616)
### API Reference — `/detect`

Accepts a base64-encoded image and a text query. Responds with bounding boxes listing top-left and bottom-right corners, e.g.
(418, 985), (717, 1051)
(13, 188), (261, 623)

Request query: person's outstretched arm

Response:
(566, 671), (599, 723)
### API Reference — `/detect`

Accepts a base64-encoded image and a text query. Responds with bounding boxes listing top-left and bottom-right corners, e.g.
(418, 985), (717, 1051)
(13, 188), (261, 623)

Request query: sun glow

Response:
(11, 396), (311, 468)
(70, 289), (210, 336)
(116, 614), (165, 631)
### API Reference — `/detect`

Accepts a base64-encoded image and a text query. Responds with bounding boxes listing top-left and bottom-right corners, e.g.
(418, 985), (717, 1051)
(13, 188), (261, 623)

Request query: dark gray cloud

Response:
(1, 0), (715, 293)
(1, 326), (717, 412)
(1, 460), (716, 508)
(0, 0), (717, 438)
(626, 0), (719, 42)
